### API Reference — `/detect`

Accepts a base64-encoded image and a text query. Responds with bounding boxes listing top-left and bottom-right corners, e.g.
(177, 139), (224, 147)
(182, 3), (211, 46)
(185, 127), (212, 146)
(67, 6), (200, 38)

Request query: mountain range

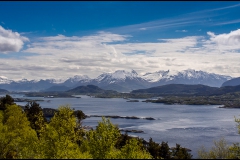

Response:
(131, 84), (240, 96)
(0, 69), (233, 92)
(221, 77), (240, 87)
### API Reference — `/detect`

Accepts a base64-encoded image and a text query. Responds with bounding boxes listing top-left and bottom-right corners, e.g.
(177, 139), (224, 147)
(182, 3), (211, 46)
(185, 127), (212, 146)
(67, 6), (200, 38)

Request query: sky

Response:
(0, 1), (240, 81)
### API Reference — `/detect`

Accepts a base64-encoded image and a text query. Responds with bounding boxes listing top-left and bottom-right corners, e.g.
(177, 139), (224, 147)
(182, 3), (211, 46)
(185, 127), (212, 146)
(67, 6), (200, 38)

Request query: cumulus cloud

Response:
(205, 29), (240, 53)
(0, 26), (29, 53)
(207, 29), (240, 45)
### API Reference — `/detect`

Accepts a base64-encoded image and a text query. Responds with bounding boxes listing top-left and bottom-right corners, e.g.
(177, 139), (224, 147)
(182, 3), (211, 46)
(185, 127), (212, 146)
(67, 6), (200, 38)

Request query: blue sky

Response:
(0, 2), (240, 80)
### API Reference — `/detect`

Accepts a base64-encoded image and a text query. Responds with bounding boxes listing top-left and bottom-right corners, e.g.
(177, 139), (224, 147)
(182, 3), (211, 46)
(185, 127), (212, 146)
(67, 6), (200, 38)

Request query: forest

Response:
(0, 94), (240, 159)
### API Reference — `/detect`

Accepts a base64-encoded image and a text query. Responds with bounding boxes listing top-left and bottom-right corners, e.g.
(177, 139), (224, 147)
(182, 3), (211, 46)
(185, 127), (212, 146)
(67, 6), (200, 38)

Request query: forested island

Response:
(142, 92), (240, 108)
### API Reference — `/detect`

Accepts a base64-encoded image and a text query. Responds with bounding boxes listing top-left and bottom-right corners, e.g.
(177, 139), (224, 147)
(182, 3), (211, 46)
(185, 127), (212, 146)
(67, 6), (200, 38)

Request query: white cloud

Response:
(175, 30), (188, 32)
(207, 29), (240, 46)
(139, 28), (147, 30)
(0, 26), (29, 53)
(1, 29), (240, 80)
(205, 29), (240, 52)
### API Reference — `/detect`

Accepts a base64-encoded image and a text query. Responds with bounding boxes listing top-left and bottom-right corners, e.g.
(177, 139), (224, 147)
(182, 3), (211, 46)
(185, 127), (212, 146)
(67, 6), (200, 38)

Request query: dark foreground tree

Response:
(172, 143), (192, 159)
(24, 101), (46, 137)
(0, 95), (14, 110)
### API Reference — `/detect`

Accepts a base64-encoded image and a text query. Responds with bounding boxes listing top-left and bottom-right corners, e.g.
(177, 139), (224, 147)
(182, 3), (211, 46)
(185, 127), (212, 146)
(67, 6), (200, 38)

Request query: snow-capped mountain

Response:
(48, 78), (67, 84)
(63, 75), (91, 87)
(95, 70), (139, 83)
(0, 76), (13, 84)
(0, 79), (62, 92)
(142, 70), (175, 82)
(142, 69), (232, 87)
(0, 69), (233, 92)
(90, 70), (150, 92)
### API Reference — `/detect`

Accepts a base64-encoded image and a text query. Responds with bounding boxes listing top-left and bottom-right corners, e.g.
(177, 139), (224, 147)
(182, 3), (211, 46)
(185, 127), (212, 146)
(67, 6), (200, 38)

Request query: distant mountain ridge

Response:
(131, 84), (240, 96)
(0, 88), (9, 94)
(141, 69), (231, 87)
(0, 69), (233, 92)
(66, 85), (117, 94)
(221, 77), (240, 87)
(41, 85), (71, 92)
(89, 70), (150, 92)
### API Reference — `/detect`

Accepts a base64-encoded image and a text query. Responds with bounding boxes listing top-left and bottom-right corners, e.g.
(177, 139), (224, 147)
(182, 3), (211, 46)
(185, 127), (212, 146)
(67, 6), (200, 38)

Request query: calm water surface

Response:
(7, 94), (240, 158)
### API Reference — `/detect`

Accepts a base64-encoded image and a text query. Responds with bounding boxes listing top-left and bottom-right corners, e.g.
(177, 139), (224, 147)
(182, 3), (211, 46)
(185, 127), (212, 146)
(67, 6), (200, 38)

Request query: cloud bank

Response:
(1, 27), (240, 80)
(0, 26), (29, 53)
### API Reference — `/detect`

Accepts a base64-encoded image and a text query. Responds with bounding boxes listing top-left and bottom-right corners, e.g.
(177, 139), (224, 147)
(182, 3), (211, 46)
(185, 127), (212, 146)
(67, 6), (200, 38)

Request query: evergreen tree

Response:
(159, 141), (171, 159)
(24, 101), (46, 137)
(147, 137), (161, 159)
(0, 95), (14, 110)
(172, 143), (192, 159)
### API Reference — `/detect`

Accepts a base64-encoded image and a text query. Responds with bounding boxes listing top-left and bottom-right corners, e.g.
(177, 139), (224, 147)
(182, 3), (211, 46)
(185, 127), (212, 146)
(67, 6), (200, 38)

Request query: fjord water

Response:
(10, 94), (240, 158)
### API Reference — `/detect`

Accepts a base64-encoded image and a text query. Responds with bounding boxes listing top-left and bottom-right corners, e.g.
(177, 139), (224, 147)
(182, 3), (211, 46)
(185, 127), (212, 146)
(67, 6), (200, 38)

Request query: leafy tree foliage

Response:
(38, 105), (91, 158)
(172, 143), (192, 159)
(147, 137), (161, 159)
(228, 143), (240, 159)
(80, 117), (121, 159)
(0, 104), (38, 158)
(146, 138), (190, 159)
(198, 138), (231, 159)
(24, 101), (46, 137)
(120, 138), (152, 159)
(197, 116), (240, 159)
(0, 94), (14, 110)
(115, 132), (132, 149)
(74, 110), (87, 128)
(159, 141), (171, 159)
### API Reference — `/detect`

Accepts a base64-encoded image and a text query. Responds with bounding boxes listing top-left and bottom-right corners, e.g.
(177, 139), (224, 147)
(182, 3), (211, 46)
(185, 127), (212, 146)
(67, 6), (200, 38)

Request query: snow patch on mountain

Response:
(0, 76), (12, 84)
(95, 70), (139, 82)
(16, 79), (39, 83)
(141, 70), (178, 82)
(111, 70), (138, 80)
(141, 69), (232, 82)
(67, 75), (90, 83)
(47, 78), (67, 84)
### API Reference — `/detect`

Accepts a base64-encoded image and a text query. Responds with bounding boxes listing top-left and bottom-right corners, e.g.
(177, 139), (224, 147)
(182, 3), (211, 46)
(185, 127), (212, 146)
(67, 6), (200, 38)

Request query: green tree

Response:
(115, 132), (132, 149)
(198, 138), (231, 159)
(159, 141), (171, 159)
(81, 117), (121, 159)
(0, 94), (14, 110)
(228, 143), (240, 159)
(198, 116), (240, 159)
(119, 138), (152, 159)
(24, 101), (46, 137)
(38, 105), (91, 158)
(147, 137), (161, 159)
(171, 143), (192, 159)
(0, 104), (39, 158)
